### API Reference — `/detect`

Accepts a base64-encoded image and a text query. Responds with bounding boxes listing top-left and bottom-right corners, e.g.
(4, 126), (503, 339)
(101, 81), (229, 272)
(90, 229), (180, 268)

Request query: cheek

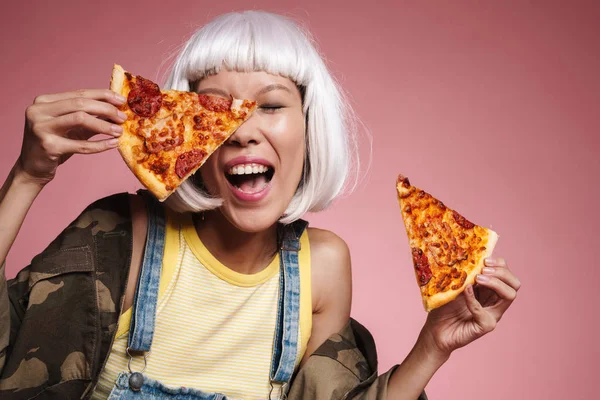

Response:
(269, 112), (306, 156)
(266, 113), (306, 197)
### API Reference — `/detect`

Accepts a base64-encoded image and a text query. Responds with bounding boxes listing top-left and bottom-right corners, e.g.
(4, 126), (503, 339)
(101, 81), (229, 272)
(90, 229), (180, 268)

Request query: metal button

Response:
(129, 372), (144, 392)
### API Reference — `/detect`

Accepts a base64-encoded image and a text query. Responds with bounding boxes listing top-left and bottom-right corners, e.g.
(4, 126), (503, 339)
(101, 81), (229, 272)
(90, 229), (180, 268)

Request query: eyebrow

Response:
(256, 84), (292, 96)
(196, 83), (293, 98)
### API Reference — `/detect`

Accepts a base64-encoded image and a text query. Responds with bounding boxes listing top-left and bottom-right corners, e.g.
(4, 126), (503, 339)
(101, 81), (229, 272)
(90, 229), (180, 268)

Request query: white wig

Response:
(164, 11), (358, 223)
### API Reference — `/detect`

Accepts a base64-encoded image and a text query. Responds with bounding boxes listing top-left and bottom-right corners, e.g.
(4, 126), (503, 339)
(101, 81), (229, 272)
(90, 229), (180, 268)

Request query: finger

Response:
(464, 285), (496, 335)
(481, 264), (521, 291)
(475, 274), (517, 321)
(55, 135), (119, 155)
(36, 97), (128, 123)
(475, 275), (517, 302)
(33, 89), (127, 106)
(48, 112), (123, 138)
(485, 257), (508, 269)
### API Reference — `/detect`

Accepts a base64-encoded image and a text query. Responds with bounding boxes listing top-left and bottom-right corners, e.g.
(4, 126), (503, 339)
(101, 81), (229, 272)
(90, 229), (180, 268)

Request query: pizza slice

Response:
(396, 174), (498, 312)
(110, 64), (257, 201)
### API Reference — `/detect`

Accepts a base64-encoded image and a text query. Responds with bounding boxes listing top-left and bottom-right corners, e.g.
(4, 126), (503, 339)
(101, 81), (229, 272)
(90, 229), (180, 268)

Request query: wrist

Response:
(11, 161), (48, 192)
(387, 326), (450, 398)
(415, 327), (452, 367)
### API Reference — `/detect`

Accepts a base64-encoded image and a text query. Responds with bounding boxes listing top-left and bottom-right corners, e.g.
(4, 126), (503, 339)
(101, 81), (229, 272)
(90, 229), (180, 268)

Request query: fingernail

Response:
(485, 258), (496, 266)
(115, 94), (127, 103)
(476, 274), (489, 283)
(107, 138), (119, 147)
(117, 111), (128, 122)
(466, 285), (474, 295)
(111, 124), (123, 134)
(482, 267), (495, 274)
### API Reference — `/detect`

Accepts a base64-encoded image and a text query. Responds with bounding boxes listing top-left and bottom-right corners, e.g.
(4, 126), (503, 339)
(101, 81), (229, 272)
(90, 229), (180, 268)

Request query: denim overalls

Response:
(107, 196), (307, 400)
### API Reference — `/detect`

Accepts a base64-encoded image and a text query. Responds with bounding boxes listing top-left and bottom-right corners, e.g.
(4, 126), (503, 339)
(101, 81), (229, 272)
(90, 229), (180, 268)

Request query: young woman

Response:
(0, 11), (520, 400)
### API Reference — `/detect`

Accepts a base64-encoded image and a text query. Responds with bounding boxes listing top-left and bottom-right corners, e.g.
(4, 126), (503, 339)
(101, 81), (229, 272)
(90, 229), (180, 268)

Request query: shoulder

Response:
(307, 227), (351, 266)
(307, 227), (352, 313)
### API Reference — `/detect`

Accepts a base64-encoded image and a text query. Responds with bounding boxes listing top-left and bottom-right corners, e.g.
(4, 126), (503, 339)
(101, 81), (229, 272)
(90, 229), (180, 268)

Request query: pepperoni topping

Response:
(397, 174), (411, 188)
(452, 211), (475, 229)
(175, 149), (207, 178)
(198, 94), (232, 112)
(145, 136), (184, 154)
(150, 161), (169, 175)
(411, 248), (433, 286)
(128, 76), (162, 117)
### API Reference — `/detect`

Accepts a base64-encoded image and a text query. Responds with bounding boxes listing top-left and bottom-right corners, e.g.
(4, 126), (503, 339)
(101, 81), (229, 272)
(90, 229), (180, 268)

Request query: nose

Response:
(227, 117), (261, 147)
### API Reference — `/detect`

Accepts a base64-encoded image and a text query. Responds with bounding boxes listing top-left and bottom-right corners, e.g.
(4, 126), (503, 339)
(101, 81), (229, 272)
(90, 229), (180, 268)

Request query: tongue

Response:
(238, 174), (268, 193)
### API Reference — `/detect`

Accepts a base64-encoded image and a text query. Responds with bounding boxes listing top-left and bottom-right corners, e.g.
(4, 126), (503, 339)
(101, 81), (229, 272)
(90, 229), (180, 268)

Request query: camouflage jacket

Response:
(0, 193), (428, 399)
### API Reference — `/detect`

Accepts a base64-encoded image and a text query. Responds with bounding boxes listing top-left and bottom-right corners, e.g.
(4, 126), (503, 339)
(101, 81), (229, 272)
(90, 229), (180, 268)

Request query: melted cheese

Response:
(398, 180), (492, 297)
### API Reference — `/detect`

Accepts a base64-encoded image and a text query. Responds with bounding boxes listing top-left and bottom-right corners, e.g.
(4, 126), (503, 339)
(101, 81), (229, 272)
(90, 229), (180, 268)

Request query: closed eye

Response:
(260, 104), (284, 113)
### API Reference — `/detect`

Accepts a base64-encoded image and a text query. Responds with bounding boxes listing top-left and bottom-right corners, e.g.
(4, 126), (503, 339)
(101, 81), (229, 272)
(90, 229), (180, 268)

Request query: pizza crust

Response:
(110, 64), (172, 201)
(110, 64), (126, 94)
(422, 229), (498, 312)
(118, 134), (172, 201)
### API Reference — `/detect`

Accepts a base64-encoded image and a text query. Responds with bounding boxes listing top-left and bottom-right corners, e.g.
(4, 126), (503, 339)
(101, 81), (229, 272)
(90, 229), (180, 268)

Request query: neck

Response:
(194, 210), (279, 275)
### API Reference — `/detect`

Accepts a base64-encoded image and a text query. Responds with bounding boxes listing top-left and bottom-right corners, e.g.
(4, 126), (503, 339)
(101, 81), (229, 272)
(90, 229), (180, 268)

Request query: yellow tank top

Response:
(91, 211), (312, 399)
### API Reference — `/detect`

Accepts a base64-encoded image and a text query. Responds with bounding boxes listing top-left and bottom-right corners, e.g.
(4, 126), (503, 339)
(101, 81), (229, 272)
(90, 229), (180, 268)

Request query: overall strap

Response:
(269, 219), (308, 398)
(127, 193), (166, 353)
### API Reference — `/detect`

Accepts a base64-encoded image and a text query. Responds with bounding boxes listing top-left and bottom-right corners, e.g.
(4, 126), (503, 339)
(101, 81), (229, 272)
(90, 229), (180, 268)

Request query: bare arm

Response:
(0, 164), (45, 267)
(385, 331), (448, 400)
(301, 228), (353, 366)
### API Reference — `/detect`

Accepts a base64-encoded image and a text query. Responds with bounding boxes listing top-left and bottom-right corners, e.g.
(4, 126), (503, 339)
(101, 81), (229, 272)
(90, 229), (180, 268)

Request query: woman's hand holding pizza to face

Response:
(16, 89), (127, 186)
(1, 89), (126, 266)
(420, 257), (521, 358)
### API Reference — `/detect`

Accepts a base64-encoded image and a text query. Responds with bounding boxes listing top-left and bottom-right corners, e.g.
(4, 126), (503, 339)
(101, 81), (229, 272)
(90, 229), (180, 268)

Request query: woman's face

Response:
(196, 70), (305, 232)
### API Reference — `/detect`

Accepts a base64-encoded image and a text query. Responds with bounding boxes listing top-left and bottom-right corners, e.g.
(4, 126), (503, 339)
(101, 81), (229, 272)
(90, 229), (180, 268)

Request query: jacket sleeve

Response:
(0, 192), (134, 380)
(0, 260), (30, 376)
(0, 261), (6, 373)
(348, 366), (428, 400)
(287, 317), (429, 400)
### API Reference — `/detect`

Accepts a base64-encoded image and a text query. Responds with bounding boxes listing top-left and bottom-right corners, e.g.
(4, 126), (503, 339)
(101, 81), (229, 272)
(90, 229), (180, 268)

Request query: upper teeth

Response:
(228, 163), (270, 175)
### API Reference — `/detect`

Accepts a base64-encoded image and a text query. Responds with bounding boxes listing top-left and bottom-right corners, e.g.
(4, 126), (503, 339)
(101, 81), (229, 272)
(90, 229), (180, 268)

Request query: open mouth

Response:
(225, 163), (275, 194)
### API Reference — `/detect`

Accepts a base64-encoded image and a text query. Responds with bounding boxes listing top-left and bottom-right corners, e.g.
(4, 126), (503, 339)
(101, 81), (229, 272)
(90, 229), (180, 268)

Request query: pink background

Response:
(1, 1), (598, 399)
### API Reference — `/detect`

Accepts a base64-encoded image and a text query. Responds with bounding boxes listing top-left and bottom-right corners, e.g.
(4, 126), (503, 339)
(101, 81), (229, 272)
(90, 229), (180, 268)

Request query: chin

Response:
(218, 203), (283, 233)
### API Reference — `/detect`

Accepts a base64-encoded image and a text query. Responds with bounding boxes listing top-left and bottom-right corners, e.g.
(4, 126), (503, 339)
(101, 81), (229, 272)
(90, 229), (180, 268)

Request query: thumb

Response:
(464, 284), (496, 335)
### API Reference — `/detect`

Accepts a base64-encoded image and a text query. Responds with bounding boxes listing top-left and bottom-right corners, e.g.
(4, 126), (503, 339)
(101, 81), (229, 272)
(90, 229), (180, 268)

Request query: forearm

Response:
(0, 161), (44, 266)
(386, 331), (449, 400)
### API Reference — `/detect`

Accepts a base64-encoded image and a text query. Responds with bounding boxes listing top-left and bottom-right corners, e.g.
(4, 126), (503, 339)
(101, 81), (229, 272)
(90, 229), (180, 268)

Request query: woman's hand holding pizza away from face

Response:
(420, 257), (521, 358)
(16, 89), (127, 186)
(387, 259), (521, 400)
(388, 176), (522, 399)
